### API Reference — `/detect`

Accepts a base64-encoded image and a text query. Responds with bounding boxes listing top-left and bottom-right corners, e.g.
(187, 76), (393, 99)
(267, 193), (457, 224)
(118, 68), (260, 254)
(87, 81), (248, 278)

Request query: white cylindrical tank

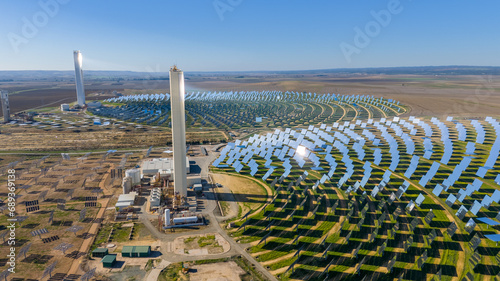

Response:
(122, 176), (132, 194)
(60, 104), (70, 111)
(126, 169), (141, 186)
(173, 216), (198, 225)
(164, 209), (171, 226)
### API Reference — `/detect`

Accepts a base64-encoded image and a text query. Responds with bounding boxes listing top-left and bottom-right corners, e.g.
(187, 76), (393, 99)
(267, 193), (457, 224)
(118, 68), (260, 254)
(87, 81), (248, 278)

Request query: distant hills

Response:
(1, 66), (499, 81)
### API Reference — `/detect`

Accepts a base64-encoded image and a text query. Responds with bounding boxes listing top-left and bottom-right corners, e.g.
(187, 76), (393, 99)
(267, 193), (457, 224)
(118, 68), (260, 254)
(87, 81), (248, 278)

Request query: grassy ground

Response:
(157, 262), (189, 281)
(211, 173), (269, 216)
(183, 234), (223, 254)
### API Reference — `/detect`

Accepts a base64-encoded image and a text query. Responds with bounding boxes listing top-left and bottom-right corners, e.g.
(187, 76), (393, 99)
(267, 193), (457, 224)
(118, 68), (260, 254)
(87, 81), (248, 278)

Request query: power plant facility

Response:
(73, 50), (86, 106)
(1, 90), (10, 123)
(113, 65), (203, 228)
(169, 66), (188, 198)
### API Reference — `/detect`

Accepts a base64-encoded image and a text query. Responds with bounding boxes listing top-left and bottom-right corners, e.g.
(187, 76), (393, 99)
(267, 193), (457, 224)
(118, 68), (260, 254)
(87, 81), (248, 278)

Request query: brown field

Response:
(185, 75), (500, 118)
(0, 82), (123, 113)
(0, 115), (227, 151)
(189, 261), (246, 281)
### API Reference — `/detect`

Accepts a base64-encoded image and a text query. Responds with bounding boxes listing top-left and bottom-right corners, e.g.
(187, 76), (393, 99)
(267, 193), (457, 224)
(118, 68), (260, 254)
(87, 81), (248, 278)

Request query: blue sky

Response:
(1, 0), (499, 71)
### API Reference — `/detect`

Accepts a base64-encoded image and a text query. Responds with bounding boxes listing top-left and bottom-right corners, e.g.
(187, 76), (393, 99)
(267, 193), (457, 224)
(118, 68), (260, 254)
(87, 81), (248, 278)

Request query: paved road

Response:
(143, 260), (171, 281)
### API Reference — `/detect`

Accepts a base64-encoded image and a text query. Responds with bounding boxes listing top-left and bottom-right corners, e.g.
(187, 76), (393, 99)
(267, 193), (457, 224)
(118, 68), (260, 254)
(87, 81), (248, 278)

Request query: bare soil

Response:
(189, 261), (246, 281)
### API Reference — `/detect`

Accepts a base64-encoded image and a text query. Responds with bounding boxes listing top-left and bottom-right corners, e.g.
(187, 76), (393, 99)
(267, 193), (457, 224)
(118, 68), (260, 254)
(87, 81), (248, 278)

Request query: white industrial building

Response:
(141, 157), (190, 177)
(163, 208), (202, 228)
(60, 103), (70, 111)
(73, 50), (86, 106)
(115, 192), (137, 211)
(150, 187), (161, 210)
(193, 183), (203, 192)
(187, 176), (202, 187)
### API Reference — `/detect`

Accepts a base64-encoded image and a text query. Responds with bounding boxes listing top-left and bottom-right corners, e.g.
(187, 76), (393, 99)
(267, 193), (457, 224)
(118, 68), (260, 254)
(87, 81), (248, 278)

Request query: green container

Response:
(102, 254), (116, 268)
(92, 248), (108, 258)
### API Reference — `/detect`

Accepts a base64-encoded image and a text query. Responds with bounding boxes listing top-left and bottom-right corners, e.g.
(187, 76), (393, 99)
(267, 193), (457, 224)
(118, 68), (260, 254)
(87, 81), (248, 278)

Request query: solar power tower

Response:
(1, 90), (10, 123)
(170, 65), (187, 197)
(73, 50), (86, 106)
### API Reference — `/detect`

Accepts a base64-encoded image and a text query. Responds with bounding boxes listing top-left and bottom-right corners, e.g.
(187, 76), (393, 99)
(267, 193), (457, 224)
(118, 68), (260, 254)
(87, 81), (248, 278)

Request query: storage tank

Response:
(173, 216), (198, 225)
(125, 169), (141, 186)
(122, 176), (132, 194)
(164, 209), (171, 226)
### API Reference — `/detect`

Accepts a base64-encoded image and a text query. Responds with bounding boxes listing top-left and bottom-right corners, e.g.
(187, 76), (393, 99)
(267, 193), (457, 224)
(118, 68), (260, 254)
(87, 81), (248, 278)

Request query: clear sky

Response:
(1, 0), (499, 72)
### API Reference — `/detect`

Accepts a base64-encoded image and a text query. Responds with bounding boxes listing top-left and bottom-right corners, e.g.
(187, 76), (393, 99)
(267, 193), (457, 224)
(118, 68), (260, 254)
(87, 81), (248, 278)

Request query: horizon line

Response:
(1, 65), (500, 74)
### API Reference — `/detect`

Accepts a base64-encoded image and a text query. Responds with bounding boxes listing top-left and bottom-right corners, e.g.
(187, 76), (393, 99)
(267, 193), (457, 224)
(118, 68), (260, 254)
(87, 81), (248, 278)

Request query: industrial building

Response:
(60, 103), (70, 111)
(170, 66), (188, 197)
(1, 91), (10, 123)
(121, 246), (151, 257)
(73, 50), (86, 106)
(193, 183), (203, 192)
(115, 192), (137, 211)
(163, 208), (204, 228)
(122, 176), (132, 194)
(125, 169), (141, 186)
(92, 248), (109, 258)
(121, 169), (142, 195)
(101, 254), (117, 268)
(141, 157), (190, 177)
(149, 187), (161, 210)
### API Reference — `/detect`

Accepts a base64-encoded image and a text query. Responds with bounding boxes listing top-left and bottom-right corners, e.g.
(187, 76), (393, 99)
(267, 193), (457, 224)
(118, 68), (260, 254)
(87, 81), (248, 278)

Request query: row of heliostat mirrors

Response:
(213, 116), (500, 227)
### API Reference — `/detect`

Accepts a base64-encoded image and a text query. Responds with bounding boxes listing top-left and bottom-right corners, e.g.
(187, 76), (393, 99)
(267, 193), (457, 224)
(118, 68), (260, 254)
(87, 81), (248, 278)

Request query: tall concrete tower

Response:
(169, 66), (187, 197)
(1, 91), (10, 123)
(73, 50), (86, 106)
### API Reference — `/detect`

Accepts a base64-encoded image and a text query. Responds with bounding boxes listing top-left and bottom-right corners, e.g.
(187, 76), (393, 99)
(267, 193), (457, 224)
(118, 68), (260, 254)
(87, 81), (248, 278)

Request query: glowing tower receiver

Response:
(1, 91), (10, 123)
(170, 65), (187, 197)
(73, 50), (85, 106)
